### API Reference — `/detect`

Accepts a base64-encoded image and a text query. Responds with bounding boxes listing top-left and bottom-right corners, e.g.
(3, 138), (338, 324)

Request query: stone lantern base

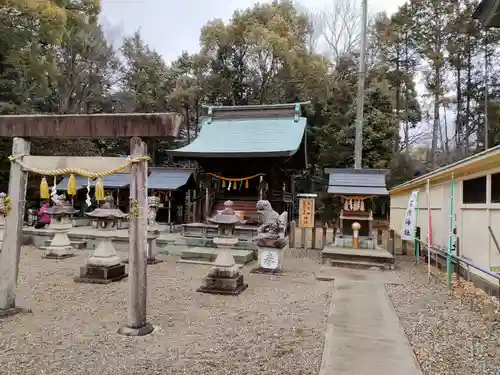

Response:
(42, 222), (76, 259)
(197, 251), (248, 295)
(74, 231), (127, 284)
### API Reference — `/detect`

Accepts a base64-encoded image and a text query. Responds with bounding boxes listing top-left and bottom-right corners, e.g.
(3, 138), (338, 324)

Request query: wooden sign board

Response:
(299, 198), (315, 228)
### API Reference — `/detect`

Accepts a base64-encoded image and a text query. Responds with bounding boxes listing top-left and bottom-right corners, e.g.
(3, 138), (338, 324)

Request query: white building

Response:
(390, 146), (500, 285)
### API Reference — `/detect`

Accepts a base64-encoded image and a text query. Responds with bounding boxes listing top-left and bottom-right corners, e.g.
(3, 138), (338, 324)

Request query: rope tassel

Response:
(40, 177), (50, 199)
(95, 178), (105, 201)
(67, 174), (77, 196)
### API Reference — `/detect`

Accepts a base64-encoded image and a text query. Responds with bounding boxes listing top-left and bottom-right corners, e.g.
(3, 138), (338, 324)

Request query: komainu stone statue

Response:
(253, 200), (288, 249)
(147, 196), (161, 229)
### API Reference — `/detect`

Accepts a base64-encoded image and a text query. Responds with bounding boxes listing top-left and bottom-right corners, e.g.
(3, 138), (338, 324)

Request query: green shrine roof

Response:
(168, 103), (308, 158)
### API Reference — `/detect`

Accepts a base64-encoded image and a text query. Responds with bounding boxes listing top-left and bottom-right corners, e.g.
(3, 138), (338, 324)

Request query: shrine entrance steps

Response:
(321, 246), (395, 271)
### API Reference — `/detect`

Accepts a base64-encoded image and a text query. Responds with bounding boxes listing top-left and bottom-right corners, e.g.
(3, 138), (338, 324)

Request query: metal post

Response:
(167, 191), (172, 225)
(301, 228), (307, 251)
(353, 0), (368, 169)
(322, 222), (328, 249)
(312, 226), (317, 249)
(415, 226), (421, 264)
(289, 220), (296, 248)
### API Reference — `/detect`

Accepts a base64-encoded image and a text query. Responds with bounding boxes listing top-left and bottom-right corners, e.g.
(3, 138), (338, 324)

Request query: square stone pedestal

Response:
(0, 306), (31, 318)
(74, 264), (127, 284)
(42, 252), (75, 260)
(251, 246), (287, 275)
(197, 274), (248, 295)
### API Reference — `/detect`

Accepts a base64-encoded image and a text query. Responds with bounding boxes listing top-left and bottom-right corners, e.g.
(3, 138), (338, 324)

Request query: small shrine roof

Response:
(102, 173), (131, 188)
(147, 168), (196, 190)
(325, 168), (389, 196)
(168, 103), (307, 158)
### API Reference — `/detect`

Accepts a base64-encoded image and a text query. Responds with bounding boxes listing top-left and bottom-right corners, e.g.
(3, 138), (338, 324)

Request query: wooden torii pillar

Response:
(0, 113), (182, 337)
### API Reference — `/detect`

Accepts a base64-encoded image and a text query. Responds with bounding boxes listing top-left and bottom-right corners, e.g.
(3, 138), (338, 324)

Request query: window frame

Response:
(462, 175), (487, 205)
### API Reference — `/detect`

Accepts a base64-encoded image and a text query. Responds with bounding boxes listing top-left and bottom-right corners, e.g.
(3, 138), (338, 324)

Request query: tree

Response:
(318, 0), (363, 64)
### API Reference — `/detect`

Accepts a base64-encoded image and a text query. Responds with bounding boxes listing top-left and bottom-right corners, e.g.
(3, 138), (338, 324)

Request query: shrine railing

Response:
(270, 191), (293, 202)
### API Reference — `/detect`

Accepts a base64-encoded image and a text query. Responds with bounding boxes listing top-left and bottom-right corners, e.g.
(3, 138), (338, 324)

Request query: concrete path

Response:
(319, 275), (423, 375)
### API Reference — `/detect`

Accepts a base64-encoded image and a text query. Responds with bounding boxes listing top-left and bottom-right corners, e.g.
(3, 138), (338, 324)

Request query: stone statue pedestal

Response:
(251, 245), (288, 275)
(75, 231), (127, 284)
(42, 220), (75, 259)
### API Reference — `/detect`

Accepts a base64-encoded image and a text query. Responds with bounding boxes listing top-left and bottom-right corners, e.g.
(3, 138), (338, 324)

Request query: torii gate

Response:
(0, 113), (182, 336)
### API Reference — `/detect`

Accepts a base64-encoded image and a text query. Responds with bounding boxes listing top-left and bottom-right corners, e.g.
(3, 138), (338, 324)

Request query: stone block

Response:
(74, 264), (127, 284)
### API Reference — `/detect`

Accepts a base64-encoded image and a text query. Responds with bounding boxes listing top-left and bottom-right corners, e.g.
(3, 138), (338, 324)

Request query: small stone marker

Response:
(259, 249), (279, 270)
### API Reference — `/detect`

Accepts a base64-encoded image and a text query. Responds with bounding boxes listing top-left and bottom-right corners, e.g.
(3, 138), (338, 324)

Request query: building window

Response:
(462, 176), (487, 204)
(491, 173), (500, 203)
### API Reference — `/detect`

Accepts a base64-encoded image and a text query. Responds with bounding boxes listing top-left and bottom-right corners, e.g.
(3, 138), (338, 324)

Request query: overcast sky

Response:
(101, 0), (408, 63)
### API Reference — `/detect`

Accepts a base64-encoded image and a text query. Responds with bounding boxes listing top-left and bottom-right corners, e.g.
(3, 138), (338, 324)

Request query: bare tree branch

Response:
(318, 0), (363, 64)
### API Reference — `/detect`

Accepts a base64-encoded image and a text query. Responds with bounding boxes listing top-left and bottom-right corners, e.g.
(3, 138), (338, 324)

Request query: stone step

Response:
(44, 239), (86, 249)
(322, 247), (395, 265)
(330, 259), (394, 271)
(180, 247), (255, 265)
(175, 236), (257, 250)
(177, 259), (244, 268)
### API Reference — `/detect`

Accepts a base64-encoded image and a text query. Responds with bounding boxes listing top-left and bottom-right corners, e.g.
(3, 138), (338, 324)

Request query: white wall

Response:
(390, 167), (500, 285)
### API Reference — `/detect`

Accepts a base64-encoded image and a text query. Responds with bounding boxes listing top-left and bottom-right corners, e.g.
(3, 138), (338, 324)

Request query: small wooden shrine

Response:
(168, 103), (308, 224)
(325, 168), (388, 249)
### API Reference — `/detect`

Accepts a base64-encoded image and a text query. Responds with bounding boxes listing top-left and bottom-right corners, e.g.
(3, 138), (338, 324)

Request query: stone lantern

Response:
(196, 200), (248, 295)
(42, 195), (78, 259)
(74, 195), (128, 284)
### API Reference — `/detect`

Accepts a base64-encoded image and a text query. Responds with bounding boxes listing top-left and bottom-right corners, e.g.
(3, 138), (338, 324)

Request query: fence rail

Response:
(414, 237), (500, 281)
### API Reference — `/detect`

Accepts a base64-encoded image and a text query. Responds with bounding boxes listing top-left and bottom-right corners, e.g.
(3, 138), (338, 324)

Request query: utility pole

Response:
(484, 29), (489, 150)
(354, 0), (368, 169)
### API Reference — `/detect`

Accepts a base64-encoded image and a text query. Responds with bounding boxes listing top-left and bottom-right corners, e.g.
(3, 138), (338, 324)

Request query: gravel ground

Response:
(0, 247), (331, 375)
(387, 256), (500, 375)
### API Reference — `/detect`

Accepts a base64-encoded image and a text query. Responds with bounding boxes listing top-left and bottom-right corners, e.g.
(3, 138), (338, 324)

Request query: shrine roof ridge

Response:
(202, 102), (311, 111)
(324, 168), (388, 175)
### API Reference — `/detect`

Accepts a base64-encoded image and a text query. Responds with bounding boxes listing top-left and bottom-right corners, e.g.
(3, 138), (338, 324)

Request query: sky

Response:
(101, 0), (408, 64)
